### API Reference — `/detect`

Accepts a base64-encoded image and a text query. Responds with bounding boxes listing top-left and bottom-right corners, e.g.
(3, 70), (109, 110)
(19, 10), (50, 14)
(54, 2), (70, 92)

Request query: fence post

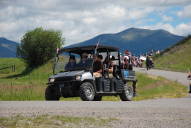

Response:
(13, 64), (15, 72)
(189, 80), (191, 93)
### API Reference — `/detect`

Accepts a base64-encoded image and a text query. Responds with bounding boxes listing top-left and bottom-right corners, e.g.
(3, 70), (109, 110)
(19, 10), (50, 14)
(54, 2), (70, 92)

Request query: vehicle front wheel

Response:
(79, 82), (95, 101)
(120, 86), (133, 101)
(45, 85), (60, 101)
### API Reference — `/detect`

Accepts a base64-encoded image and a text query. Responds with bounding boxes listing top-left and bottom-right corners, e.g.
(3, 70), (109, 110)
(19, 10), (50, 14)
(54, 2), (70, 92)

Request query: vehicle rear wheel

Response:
(120, 85), (133, 101)
(79, 82), (95, 101)
(45, 85), (60, 101)
(93, 95), (102, 101)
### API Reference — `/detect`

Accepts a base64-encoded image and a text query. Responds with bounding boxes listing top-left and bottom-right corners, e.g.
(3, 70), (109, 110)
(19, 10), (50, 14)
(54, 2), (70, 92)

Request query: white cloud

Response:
(99, 5), (126, 18)
(177, 5), (191, 18)
(0, 0), (191, 45)
(175, 23), (191, 35)
(142, 22), (191, 36)
(0, 6), (27, 21)
(162, 15), (173, 22)
(82, 17), (97, 24)
(126, 8), (154, 20)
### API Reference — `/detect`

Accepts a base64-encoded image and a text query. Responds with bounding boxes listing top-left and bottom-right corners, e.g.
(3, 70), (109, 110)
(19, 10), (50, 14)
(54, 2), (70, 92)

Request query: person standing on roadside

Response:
(187, 71), (191, 93)
(146, 56), (150, 70)
(146, 55), (153, 70)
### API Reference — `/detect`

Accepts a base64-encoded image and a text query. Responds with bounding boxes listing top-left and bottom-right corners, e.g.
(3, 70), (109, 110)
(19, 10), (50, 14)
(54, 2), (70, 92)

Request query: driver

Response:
(65, 55), (76, 71)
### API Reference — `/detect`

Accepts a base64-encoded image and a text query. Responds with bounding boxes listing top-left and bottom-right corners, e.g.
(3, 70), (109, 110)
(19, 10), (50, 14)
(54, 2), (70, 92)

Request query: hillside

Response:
(0, 37), (19, 57)
(0, 58), (187, 100)
(154, 36), (191, 72)
(66, 28), (184, 55)
(0, 58), (53, 100)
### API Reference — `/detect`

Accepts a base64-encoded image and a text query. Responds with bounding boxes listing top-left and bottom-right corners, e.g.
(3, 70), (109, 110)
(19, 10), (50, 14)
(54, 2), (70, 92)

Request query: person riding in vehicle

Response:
(65, 55), (76, 71)
(93, 54), (103, 77)
(103, 55), (116, 78)
(121, 56), (133, 70)
(78, 52), (89, 67)
(121, 55), (137, 96)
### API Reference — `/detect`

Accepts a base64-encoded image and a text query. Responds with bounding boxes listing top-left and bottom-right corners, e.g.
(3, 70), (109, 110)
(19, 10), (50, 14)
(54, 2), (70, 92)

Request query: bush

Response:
(17, 27), (64, 67)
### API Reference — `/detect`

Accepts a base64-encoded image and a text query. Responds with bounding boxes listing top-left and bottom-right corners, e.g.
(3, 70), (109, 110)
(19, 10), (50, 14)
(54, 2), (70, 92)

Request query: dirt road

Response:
(134, 67), (190, 86)
(0, 98), (191, 128)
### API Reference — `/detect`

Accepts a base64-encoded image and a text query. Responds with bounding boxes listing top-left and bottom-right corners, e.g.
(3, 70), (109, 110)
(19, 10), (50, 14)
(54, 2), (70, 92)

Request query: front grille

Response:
(55, 76), (75, 82)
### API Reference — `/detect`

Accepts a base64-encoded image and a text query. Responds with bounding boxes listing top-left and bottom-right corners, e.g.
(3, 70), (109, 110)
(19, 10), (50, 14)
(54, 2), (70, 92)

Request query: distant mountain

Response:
(0, 37), (19, 57)
(66, 28), (184, 55)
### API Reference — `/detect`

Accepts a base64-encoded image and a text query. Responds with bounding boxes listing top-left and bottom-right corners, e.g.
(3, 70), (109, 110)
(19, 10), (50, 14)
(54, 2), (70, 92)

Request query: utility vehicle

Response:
(45, 45), (137, 101)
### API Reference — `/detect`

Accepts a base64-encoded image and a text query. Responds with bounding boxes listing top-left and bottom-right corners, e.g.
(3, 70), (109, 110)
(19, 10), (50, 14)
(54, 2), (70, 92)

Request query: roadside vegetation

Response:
(134, 73), (187, 100)
(154, 36), (191, 72)
(0, 58), (187, 101)
(102, 73), (187, 101)
(17, 27), (64, 67)
(0, 115), (116, 128)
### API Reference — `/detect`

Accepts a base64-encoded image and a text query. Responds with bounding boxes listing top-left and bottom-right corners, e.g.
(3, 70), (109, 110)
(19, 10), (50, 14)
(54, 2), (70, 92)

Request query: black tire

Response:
(45, 85), (60, 101)
(93, 95), (102, 101)
(79, 82), (95, 101)
(120, 85), (133, 101)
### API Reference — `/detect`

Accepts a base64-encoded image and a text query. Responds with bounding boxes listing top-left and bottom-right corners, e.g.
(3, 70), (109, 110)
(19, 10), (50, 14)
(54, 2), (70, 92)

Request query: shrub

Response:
(17, 27), (64, 67)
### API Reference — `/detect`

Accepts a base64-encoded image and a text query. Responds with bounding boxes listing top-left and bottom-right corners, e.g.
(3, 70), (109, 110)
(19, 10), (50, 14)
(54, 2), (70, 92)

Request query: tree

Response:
(17, 27), (64, 67)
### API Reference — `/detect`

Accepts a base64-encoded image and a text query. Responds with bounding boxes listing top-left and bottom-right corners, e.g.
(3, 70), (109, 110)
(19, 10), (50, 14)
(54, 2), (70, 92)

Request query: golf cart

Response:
(45, 45), (137, 101)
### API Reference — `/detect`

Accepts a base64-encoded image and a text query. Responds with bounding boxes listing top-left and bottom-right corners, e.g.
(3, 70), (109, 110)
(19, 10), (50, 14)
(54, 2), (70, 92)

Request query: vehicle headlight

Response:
(49, 78), (55, 83)
(76, 75), (81, 80)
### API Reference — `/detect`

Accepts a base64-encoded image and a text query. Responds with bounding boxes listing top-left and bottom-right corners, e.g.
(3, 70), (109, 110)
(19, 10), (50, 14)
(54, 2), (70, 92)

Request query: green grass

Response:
(154, 36), (191, 72)
(0, 115), (116, 128)
(0, 58), (53, 100)
(99, 73), (187, 101)
(0, 58), (187, 101)
(134, 73), (187, 101)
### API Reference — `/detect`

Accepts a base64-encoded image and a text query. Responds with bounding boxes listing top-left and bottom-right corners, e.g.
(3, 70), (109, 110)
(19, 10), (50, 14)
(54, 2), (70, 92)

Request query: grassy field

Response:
(0, 115), (116, 128)
(0, 58), (187, 101)
(154, 36), (191, 72)
(0, 58), (52, 100)
(134, 73), (187, 100)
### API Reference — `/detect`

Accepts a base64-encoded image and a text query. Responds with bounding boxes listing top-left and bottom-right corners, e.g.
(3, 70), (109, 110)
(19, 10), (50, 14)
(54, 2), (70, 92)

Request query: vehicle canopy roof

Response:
(60, 45), (119, 54)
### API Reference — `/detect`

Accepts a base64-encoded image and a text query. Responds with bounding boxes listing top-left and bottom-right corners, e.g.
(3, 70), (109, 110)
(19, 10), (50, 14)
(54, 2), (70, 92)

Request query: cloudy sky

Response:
(0, 0), (191, 45)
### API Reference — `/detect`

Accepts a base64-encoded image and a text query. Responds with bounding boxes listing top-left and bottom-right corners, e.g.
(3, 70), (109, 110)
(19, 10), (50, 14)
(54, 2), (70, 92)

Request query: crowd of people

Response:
(64, 49), (158, 73)
(121, 49), (158, 70)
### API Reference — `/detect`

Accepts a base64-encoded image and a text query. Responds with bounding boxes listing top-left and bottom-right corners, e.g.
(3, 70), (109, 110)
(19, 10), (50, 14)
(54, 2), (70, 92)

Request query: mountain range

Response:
(0, 28), (184, 57)
(66, 28), (184, 55)
(0, 37), (19, 57)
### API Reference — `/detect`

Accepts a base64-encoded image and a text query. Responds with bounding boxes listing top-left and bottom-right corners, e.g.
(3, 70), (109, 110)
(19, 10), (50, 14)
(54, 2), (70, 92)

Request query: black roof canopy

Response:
(60, 45), (119, 54)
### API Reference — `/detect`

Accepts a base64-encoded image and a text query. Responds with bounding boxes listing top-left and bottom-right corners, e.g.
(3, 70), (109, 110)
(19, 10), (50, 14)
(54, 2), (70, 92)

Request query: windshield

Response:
(53, 52), (94, 74)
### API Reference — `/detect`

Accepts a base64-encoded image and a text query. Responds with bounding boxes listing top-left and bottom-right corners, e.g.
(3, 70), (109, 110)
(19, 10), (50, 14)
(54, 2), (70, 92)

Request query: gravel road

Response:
(134, 67), (190, 86)
(1, 68), (191, 128)
(0, 98), (191, 128)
